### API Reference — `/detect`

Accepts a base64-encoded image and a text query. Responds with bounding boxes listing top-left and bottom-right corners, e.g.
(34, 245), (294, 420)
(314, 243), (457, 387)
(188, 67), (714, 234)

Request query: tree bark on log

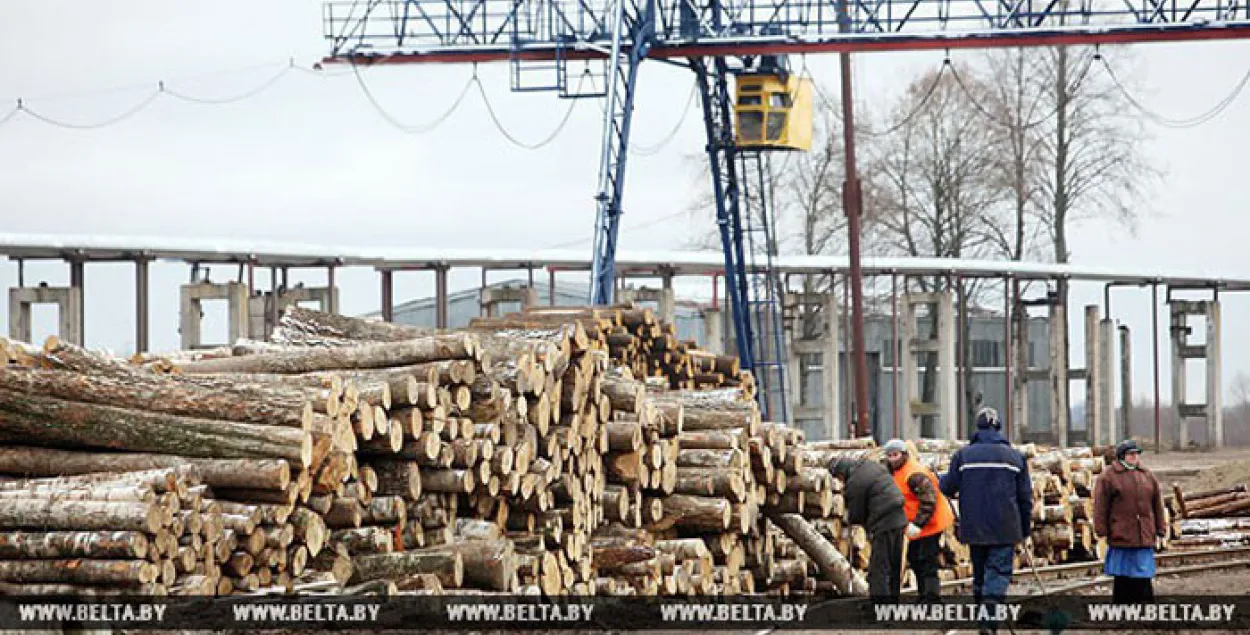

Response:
(0, 367), (314, 430)
(174, 335), (478, 375)
(277, 306), (436, 342)
(424, 539), (516, 591)
(0, 499), (162, 533)
(768, 512), (864, 595)
(0, 390), (312, 467)
(660, 495), (731, 532)
(351, 550), (463, 588)
(0, 559), (159, 585)
(0, 447), (292, 492)
(0, 530), (149, 559)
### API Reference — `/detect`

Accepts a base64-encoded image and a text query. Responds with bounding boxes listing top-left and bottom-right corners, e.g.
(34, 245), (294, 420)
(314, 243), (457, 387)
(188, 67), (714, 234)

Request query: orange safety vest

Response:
(892, 457), (955, 540)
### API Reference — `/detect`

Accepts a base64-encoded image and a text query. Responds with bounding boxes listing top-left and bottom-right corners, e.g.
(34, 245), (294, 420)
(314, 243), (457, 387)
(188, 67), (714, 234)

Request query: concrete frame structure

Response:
(785, 292), (841, 441)
(1, 233), (1243, 451)
(179, 281), (249, 350)
(900, 291), (957, 441)
(8, 285), (82, 345)
(248, 286), (339, 340)
(480, 286), (539, 317)
(619, 286), (676, 325)
(1170, 299), (1223, 449)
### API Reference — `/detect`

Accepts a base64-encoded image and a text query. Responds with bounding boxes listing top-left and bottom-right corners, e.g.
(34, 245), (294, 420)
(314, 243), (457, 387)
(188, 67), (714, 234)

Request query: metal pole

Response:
(135, 258), (150, 354)
(327, 265), (338, 314)
(1004, 276), (1013, 441)
(956, 274), (966, 435)
(891, 273), (899, 439)
(843, 274), (853, 435)
(381, 270), (394, 323)
(549, 269), (557, 306)
(435, 267), (449, 329)
(1152, 282), (1161, 451)
(837, 6), (871, 438)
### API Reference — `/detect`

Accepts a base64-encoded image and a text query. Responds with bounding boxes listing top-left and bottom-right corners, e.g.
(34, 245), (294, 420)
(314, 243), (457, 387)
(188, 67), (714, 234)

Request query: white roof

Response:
(0, 232), (1244, 287)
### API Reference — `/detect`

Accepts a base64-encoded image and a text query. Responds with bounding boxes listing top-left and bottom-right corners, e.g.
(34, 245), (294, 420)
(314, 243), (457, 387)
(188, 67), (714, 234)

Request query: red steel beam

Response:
(322, 24), (1250, 65)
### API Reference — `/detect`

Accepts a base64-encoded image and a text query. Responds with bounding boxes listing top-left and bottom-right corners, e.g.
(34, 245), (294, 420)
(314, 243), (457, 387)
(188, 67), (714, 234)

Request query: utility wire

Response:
(16, 90), (162, 130)
(0, 59), (342, 130)
(947, 51), (1095, 130)
(164, 64), (293, 105)
(801, 55), (948, 137)
(1099, 52), (1250, 128)
(475, 72), (584, 150)
(631, 81), (699, 156)
(541, 208), (690, 249)
(350, 58), (475, 133)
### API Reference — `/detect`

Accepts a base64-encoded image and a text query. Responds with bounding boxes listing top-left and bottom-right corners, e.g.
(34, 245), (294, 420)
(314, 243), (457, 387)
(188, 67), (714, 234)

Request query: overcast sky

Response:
(2, 1), (1249, 407)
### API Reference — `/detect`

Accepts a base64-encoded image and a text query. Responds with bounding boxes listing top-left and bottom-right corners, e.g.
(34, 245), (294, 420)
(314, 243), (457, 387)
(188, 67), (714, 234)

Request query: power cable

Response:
(800, 55), (948, 137)
(541, 208), (690, 249)
(164, 64), (293, 105)
(631, 81), (699, 156)
(15, 90), (162, 130)
(1099, 52), (1250, 128)
(0, 59), (343, 130)
(349, 58), (475, 133)
(946, 51), (1095, 130)
(475, 71), (584, 150)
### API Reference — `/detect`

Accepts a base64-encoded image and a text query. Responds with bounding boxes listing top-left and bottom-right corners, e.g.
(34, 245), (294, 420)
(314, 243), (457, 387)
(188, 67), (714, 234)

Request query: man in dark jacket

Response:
(939, 407), (1032, 634)
(830, 457), (908, 602)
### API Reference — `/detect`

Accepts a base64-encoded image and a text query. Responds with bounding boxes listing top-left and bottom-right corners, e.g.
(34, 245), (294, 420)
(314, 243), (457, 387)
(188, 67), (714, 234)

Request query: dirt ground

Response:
(1145, 447), (1250, 492)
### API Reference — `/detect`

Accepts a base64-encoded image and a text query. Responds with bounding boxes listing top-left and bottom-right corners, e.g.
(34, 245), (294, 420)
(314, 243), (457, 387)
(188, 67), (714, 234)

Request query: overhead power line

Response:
(1099, 52), (1250, 128)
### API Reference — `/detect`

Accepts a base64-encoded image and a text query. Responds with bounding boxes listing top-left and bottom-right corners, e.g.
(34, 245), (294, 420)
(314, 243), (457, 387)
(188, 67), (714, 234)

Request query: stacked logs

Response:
(270, 306), (610, 595)
(0, 466), (221, 595)
(1167, 484), (1250, 549)
(0, 338), (340, 595)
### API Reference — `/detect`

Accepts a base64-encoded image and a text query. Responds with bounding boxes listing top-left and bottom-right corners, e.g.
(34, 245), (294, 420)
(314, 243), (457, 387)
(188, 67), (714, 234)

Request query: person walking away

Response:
(939, 407), (1032, 635)
(1093, 439), (1166, 603)
(830, 456), (909, 603)
(882, 439), (954, 602)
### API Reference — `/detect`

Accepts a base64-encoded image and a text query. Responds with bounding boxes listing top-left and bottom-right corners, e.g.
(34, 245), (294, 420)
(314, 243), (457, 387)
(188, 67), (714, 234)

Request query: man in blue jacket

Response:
(939, 407), (1032, 634)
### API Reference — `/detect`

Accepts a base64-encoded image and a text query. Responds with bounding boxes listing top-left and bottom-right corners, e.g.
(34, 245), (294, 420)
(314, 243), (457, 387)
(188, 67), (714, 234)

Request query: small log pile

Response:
(0, 466), (215, 595)
(1166, 484), (1250, 549)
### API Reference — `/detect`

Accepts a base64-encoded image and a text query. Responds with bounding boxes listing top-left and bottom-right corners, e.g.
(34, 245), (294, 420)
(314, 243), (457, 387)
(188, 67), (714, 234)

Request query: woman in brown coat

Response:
(1093, 440), (1167, 603)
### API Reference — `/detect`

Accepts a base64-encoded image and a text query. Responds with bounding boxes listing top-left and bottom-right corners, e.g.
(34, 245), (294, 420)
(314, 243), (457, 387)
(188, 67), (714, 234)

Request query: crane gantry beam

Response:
(322, 0), (1250, 431)
(323, 0), (1250, 65)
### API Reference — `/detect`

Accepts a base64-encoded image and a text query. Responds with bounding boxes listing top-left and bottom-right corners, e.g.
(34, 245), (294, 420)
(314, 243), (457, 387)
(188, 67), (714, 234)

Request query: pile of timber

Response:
(0, 304), (881, 598)
(0, 337), (340, 595)
(0, 466), (217, 595)
(1167, 484), (1250, 549)
(468, 306), (753, 394)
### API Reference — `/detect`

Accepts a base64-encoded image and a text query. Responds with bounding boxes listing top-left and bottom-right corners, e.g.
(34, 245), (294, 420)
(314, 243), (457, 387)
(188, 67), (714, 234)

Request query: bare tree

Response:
(865, 65), (1013, 436)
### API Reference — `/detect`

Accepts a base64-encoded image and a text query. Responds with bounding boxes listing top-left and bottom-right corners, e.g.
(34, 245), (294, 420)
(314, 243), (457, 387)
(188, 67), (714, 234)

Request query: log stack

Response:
(1167, 484), (1250, 549)
(7, 302), (1104, 598)
(0, 466), (220, 595)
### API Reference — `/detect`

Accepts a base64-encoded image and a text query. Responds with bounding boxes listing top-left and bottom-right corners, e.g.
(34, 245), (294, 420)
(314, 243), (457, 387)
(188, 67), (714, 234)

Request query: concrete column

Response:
(179, 281), (249, 350)
(69, 260), (85, 340)
(135, 259), (150, 354)
(702, 307), (724, 354)
(660, 273), (676, 325)
(901, 297), (920, 440)
(327, 266), (338, 315)
(1171, 305), (1188, 449)
(8, 286), (82, 345)
(1050, 300), (1069, 447)
(1099, 318), (1116, 448)
(380, 271), (394, 322)
(435, 267), (449, 328)
(1119, 325), (1132, 444)
(1084, 305), (1102, 447)
(1207, 300), (1223, 449)
(1012, 303), (1030, 440)
(935, 292), (958, 441)
(825, 293), (841, 440)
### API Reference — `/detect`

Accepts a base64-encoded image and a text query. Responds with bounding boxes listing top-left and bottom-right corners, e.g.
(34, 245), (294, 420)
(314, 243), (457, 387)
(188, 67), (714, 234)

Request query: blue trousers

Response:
(970, 544), (1014, 632)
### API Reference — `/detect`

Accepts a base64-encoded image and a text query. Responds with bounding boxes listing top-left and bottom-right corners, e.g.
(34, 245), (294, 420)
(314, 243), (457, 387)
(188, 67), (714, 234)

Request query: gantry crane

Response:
(322, 0), (1250, 430)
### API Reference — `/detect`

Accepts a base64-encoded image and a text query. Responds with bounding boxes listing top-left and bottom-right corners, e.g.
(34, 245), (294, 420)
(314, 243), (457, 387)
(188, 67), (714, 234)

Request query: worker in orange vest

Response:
(882, 439), (954, 602)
